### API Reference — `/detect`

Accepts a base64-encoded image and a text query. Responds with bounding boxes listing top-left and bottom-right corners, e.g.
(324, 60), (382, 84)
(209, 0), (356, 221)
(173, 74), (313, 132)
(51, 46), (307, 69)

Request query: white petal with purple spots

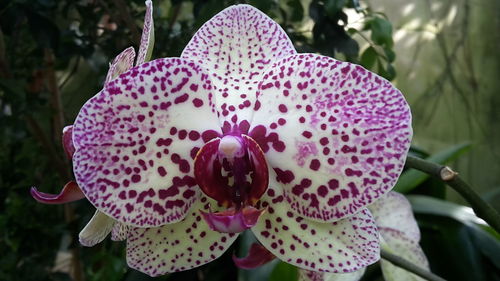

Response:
(136, 0), (154, 66)
(181, 4), (296, 128)
(369, 192), (420, 241)
(299, 268), (365, 281)
(105, 47), (136, 84)
(126, 196), (238, 276)
(380, 229), (430, 281)
(252, 183), (380, 273)
(251, 53), (412, 222)
(73, 58), (221, 227)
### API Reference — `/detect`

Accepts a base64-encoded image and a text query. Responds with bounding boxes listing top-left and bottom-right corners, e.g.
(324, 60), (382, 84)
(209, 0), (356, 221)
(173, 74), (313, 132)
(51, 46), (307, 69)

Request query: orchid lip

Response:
(194, 134), (269, 208)
(200, 206), (266, 233)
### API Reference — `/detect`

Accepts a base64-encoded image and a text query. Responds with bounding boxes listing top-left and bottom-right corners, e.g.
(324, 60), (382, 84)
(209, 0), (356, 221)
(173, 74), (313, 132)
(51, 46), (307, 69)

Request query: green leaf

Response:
(394, 143), (472, 193)
(269, 262), (298, 281)
(325, 0), (347, 19)
(408, 195), (488, 226)
(412, 197), (500, 280)
(369, 17), (393, 47)
(384, 46), (396, 62)
(286, 0), (304, 22)
(360, 46), (377, 69)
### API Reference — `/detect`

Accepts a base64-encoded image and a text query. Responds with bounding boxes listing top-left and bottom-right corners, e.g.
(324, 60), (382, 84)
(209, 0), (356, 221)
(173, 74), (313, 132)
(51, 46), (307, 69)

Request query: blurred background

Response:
(0, 0), (499, 280)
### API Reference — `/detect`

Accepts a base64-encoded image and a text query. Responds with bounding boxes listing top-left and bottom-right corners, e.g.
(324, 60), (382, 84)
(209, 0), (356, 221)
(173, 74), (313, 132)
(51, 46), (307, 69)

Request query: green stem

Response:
(381, 249), (446, 281)
(405, 155), (500, 233)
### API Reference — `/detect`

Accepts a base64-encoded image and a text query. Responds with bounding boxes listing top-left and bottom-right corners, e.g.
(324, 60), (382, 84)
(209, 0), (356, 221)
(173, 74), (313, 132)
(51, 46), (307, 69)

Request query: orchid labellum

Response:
(31, 3), (413, 277)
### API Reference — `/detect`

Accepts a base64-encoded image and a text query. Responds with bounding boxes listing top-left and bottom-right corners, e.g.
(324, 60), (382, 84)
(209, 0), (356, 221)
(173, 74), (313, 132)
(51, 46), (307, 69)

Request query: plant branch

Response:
(405, 155), (500, 233)
(112, 0), (141, 45)
(44, 49), (66, 145)
(381, 249), (446, 281)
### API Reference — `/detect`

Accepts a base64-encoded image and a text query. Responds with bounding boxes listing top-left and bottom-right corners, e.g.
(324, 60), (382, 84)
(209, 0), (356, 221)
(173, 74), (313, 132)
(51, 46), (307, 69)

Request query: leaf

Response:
(369, 17), (393, 47)
(394, 143), (472, 193)
(286, 0), (304, 22)
(360, 46), (377, 69)
(268, 261), (298, 281)
(408, 195), (488, 226)
(384, 46), (396, 62)
(411, 198), (500, 280)
(325, 0), (347, 19)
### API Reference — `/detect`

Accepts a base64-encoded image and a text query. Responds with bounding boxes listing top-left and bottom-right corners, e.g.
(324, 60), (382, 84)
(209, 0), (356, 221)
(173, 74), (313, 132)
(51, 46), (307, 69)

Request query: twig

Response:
(43, 48), (84, 281)
(405, 155), (500, 233)
(24, 116), (69, 180)
(59, 56), (80, 89)
(0, 28), (11, 78)
(112, 0), (141, 45)
(44, 49), (66, 145)
(381, 249), (447, 281)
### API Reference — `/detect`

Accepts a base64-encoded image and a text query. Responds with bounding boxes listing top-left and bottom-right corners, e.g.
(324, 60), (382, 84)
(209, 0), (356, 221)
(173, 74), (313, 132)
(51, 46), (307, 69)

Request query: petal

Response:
(299, 268), (365, 281)
(73, 58), (221, 227)
(30, 181), (85, 204)
(111, 222), (130, 241)
(233, 243), (276, 269)
(201, 206), (266, 233)
(79, 210), (115, 247)
(252, 183), (380, 273)
(181, 4), (296, 128)
(104, 46), (136, 84)
(380, 229), (429, 281)
(368, 192), (420, 241)
(135, 0), (154, 66)
(62, 125), (75, 160)
(250, 53), (412, 222)
(126, 196), (239, 276)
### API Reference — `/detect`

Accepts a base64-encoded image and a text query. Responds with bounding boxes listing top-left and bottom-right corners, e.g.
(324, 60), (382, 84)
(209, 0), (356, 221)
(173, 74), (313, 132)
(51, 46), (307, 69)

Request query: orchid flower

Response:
(297, 192), (430, 281)
(31, 0), (155, 246)
(31, 3), (413, 277)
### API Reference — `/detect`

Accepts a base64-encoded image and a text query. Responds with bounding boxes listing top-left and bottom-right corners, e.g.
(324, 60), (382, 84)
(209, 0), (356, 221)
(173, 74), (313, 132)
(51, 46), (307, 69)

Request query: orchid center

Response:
(194, 134), (269, 233)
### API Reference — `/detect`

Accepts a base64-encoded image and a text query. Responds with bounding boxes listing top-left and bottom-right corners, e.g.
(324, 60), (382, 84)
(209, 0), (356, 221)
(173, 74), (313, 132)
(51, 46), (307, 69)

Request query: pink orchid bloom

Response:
(32, 3), (413, 277)
(298, 192), (429, 281)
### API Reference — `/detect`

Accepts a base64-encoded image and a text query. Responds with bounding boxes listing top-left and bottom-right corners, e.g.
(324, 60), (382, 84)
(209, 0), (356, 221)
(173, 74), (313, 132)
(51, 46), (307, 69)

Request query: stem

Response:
(44, 48), (66, 145)
(381, 249), (446, 281)
(112, 0), (141, 45)
(405, 155), (500, 233)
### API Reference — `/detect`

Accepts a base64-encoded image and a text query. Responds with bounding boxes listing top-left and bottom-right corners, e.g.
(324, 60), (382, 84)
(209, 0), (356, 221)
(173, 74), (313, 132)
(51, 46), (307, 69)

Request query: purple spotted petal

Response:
(233, 243), (276, 269)
(250, 53), (412, 222)
(111, 222), (130, 241)
(252, 183), (380, 273)
(105, 47), (136, 84)
(126, 196), (238, 276)
(73, 58), (221, 227)
(31, 181), (85, 204)
(380, 229), (429, 281)
(181, 4), (296, 128)
(79, 210), (115, 247)
(135, 0), (154, 65)
(299, 268), (365, 281)
(368, 192), (420, 241)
